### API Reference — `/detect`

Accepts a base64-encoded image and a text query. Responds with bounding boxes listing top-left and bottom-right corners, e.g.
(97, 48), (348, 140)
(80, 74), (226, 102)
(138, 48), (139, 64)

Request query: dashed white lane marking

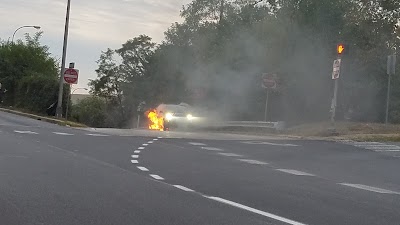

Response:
(218, 153), (243, 157)
(241, 141), (299, 147)
(153, 138), (158, 141)
(137, 166), (149, 171)
(131, 160), (139, 164)
(150, 174), (164, 180)
(148, 141), (154, 144)
(131, 155), (139, 159)
(134, 150), (141, 154)
(86, 133), (109, 137)
(173, 185), (194, 192)
(204, 196), (306, 225)
(339, 183), (400, 195)
(142, 143), (149, 146)
(53, 132), (74, 136)
(276, 169), (315, 176)
(138, 147), (145, 150)
(238, 159), (268, 165)
(158, 137), (163, 139)
(201, 147), (223, 151)
(14, 130), (38, 134)
(189, 142), (207, 146)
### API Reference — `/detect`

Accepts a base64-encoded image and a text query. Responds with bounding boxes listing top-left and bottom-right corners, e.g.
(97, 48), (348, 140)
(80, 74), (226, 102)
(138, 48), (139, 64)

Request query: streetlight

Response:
(12, 25), (41, 43)
(66, 87), (87, 120)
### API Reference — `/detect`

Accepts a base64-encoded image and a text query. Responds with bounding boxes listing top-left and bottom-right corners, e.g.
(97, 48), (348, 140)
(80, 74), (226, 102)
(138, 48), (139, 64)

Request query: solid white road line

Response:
(142, 143), (149, 146)
(354, 144), (396, 147)
(218, 153), (243, 157)
(134, 150), (141, 154)
(137, 166), (149, 171)
(276, 169), (315, 176)
(14, 130), (38, 134)
(237, 159), (268, 165)
(131, 155), (139, 159)
(53, 132), (74, 136)
(375, 149), (400, 152)
(204, 196), (306, 225)
(352, 142), (381, 145)
(173, 185), (194, 192)
(131, 160), (139, 164)
(201, 147), (223, 151)
(138, 147), (145, 150)
(364, 146), (400, 150)
(150, 174), (164, 180)
(339, 183), (400, 195)
(148, 141), (154, 144)
(189, 142), (206, 146)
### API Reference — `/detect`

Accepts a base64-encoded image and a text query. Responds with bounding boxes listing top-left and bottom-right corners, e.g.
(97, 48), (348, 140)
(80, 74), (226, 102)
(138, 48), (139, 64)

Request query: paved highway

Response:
(0, 111), (399, 225)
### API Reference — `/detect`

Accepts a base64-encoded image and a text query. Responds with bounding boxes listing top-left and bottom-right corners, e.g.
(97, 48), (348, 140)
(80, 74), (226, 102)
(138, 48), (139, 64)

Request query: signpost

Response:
(63, 68), (79, 84)
(262, 73), (277, 122)
(330, 58), (341, 126)
(385, 54), (396, 124)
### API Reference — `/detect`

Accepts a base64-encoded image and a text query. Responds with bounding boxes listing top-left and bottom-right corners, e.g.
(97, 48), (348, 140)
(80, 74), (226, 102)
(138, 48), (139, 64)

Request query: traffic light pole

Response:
(330, 78), (339, 125)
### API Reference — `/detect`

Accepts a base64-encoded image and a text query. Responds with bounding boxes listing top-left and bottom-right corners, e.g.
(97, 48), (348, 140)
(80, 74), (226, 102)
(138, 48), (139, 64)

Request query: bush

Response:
(72, 97), (107, 127)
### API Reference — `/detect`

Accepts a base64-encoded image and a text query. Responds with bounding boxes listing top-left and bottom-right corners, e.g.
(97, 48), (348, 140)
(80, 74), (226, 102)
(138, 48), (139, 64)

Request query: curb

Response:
(0, 108), (86, 128)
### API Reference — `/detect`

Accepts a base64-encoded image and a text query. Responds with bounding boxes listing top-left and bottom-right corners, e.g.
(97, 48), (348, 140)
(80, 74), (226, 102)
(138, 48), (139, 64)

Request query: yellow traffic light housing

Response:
(337, 44), (345, 55)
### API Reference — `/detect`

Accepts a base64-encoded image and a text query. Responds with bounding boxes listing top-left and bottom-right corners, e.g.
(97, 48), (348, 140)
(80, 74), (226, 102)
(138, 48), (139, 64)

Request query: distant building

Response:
(70, 94), (90, 105)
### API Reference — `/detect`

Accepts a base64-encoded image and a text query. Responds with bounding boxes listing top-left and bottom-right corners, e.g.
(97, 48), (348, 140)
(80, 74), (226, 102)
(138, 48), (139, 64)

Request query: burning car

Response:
(156, 103), (196, 130)
(146, 103), (205, 131)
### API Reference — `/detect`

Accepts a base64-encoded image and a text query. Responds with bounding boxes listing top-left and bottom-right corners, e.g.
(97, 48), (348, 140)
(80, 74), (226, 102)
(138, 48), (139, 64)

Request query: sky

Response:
(0, 0), (190, 94)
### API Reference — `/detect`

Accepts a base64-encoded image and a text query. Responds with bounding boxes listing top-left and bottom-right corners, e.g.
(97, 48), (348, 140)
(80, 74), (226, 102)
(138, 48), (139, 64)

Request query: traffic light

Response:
(337, 44), (345, 54)
(336, 43), (349, 56)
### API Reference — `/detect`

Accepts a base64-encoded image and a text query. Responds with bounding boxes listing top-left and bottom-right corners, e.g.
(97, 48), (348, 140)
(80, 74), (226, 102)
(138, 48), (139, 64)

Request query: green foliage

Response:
(89, 0), (400, 126)
(71, 97), (107, 127)
(0, 32), (61, 114)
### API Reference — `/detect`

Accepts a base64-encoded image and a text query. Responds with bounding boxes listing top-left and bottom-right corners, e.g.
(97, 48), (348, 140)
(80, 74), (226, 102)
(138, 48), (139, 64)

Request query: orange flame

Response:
(146, 109), (164, 131)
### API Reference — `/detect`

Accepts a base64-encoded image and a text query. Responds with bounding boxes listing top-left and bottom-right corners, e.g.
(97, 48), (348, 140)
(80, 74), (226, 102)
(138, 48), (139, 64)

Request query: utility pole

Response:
(56, 0), (72, 118)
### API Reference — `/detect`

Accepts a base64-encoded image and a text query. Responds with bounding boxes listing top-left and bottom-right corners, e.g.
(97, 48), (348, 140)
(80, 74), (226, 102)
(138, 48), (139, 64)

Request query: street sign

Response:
(262, 73), (277, 89)
(387, 55), (396, 75)
(63, 68), (79, 84)
(332, 59), (341, 80)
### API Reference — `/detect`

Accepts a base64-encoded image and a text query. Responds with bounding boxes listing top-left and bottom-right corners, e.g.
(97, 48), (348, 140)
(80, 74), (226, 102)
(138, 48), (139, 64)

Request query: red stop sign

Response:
(262, 73), (276, 89)
(64, 68), (79, 84)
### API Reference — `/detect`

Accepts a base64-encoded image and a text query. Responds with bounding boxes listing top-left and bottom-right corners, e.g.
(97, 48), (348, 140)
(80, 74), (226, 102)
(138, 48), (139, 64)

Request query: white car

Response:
(156, 103), (196, 129)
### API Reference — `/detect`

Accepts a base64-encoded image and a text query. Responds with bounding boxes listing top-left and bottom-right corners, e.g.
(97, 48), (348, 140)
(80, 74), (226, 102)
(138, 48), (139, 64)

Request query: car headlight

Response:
(165, 113), (173, 121)
(186, 114), (193, 120)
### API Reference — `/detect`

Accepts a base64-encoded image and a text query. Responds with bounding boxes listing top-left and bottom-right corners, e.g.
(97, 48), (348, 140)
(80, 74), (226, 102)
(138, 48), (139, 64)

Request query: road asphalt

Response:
(1, 111), (399, 225)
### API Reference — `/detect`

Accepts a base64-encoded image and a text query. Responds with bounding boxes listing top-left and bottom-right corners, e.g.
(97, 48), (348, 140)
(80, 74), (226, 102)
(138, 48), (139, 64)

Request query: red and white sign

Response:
(63, 68), (79, 84)
(262, 73), (277, 89)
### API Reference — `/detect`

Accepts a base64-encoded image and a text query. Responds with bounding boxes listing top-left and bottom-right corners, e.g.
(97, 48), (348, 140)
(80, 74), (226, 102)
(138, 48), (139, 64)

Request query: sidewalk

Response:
(0, 107), (86, 128)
